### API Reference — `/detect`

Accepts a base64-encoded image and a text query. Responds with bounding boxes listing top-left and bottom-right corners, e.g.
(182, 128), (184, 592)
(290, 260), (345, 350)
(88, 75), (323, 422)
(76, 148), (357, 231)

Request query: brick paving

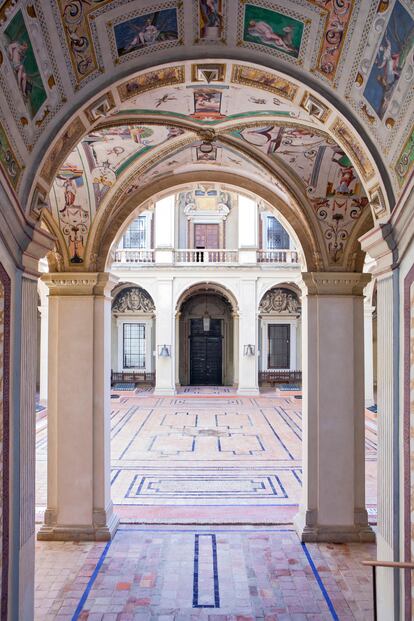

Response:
(35, 526), (376, 620)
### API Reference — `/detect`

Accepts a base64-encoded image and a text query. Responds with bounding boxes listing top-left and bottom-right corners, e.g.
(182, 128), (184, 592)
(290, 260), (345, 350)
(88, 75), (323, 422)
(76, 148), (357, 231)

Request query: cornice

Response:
(301, 272), (371, 296)
(42, 272), (118, 296)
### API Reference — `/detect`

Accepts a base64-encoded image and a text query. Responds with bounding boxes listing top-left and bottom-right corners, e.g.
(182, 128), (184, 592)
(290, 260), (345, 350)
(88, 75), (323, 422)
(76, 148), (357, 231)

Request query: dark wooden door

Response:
(194, 224), (219, 248)
(268, 324), (290, 369)
(190, 319), (222, 385)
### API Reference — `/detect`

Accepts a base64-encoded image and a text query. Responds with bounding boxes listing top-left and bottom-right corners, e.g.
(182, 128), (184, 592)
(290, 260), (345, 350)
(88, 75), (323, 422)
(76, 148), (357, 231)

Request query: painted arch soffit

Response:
(45, 103), (374, 273)
(0, 0), (410, 207)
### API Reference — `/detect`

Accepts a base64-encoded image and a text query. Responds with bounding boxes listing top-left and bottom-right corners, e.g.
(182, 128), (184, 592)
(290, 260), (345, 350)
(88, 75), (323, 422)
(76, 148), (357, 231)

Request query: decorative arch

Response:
(24, 58), (393, 215)
(93, 171), (321, 273)
(175, 280), (239, 316)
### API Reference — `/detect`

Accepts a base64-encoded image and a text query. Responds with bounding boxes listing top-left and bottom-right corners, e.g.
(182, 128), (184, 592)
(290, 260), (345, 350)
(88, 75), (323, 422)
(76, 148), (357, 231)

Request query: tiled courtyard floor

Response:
(36, 389), (377, 524)
(35, 390), (378, 619)
(35, 526), (376, 621)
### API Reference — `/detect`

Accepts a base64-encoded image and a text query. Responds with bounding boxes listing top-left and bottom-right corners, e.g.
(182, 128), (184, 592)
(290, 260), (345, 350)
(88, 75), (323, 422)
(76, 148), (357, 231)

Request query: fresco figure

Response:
(243, 4), (304, 58)
(114, 9), (178, 57)
(199, 0), (223, 39)
(247, 21), (295, 52)
(7, 40), (29, 96)
(364, 0), (414, 119)
(3, 11), (47, 118)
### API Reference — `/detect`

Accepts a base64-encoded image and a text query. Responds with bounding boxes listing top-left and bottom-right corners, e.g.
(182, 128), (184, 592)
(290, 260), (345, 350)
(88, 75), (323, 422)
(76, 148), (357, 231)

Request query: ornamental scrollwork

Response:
(112, 286), (155, 313)
(259, 288), (301, 316)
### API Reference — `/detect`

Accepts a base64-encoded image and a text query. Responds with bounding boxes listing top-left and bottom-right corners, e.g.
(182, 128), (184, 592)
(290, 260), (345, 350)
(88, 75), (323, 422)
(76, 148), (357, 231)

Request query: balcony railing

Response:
(175, 249), (239, 264)
(257, 249), (299, 263)
(112, 248), (300, 266)
(114, 249), (155, 264)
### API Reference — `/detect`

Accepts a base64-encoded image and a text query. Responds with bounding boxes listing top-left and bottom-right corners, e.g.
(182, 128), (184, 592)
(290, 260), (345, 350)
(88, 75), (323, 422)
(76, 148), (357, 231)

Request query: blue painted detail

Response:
(260, 409), (295, 460)
(277, 407), (302, 441)
(110, 469), (120, 485)
(367, 404), (377, 413)
(302, 543), (339, 621)
(71, 539), (112, 621)
(118, 409), (154, 459)
(279, 384), (301, 391)
(124, 474), (288, 499)
(291, 468), (302, 486)
(113, 383), (136, 390)
(193, 534), (220, 608)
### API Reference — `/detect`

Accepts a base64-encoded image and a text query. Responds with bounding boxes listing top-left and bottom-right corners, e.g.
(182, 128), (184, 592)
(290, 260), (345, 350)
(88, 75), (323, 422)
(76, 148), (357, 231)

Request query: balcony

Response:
(112, 248), (300, 267)
(175, 249), (239, 264)
(257, 250), (299, 263)
(114, 249), (155, 264)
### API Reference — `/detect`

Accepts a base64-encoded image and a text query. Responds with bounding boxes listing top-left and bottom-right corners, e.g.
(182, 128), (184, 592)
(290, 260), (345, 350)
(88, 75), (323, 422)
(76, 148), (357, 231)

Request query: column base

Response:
(237, 387), (260, 396)
(294, 509), (376, 543)
(37, 507), (119, 542)
(154, 387), (176, 396)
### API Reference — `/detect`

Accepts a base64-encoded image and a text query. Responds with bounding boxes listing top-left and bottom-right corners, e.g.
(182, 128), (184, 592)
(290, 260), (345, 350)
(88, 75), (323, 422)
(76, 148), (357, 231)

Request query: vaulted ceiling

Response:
(0, 0), (412, 271)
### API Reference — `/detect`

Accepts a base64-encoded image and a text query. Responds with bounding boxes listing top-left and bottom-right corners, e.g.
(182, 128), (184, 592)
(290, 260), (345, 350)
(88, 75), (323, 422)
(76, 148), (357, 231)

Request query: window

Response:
(266, 217), (290, 249)
(123, 323), (145, 368)
(268, 324), (290, 369)
(123, 217), (146, 248)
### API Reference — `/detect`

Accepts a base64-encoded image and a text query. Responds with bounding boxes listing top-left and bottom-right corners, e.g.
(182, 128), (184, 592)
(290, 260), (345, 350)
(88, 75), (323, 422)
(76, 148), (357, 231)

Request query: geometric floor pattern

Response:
(35, 525), (375, 620)
(36, 390), (377, 524)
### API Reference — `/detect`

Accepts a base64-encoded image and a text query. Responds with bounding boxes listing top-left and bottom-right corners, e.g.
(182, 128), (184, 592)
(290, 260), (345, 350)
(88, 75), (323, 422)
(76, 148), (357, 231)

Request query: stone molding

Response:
(42, 272), (118, 297)
(301, 271), (371, 296)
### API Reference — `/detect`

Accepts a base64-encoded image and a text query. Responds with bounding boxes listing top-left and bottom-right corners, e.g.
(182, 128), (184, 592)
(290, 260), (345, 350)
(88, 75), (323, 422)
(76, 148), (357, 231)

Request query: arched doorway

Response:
(178, 287), (234, 386)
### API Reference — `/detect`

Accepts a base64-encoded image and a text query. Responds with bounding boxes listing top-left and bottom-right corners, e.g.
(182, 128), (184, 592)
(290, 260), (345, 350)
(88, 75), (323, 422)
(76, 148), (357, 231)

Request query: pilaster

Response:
(37, 272), (119, 541)
(360, 226), (400, 620)
(295, 272), (375, 543)
(237, 279), (259, 395)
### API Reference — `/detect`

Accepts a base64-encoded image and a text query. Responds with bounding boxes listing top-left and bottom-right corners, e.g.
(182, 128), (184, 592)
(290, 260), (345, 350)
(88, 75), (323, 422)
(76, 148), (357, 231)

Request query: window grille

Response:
(123, 323), (145, 368)
(268, 324), (290, 369)
(266, 217), (290, 249)
(123, 216), (146, 248)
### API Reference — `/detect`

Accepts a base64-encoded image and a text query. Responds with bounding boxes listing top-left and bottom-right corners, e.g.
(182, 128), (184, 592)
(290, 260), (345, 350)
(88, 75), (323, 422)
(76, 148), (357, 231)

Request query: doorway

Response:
(178, 286), (235, 386)
(190, 318), (223, 385)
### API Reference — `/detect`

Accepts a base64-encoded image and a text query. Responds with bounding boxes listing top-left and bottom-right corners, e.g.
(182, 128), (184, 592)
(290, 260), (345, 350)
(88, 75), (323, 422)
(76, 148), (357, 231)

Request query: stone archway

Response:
(177, 285), (235, 387)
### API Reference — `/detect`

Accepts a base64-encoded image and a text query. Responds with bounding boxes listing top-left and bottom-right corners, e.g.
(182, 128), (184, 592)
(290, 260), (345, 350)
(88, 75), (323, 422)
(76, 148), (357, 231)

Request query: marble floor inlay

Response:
(36, 390), (377, 522)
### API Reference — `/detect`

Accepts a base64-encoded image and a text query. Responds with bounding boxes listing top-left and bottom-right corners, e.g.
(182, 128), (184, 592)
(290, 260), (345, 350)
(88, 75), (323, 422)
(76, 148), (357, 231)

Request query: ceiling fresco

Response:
(48, 124), (192, 262)
(0, 0), (411, 272)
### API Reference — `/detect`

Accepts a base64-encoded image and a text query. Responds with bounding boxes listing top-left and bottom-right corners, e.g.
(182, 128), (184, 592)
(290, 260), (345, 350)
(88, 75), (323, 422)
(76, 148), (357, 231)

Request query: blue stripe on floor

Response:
(301, 542), (339, 620)
(71, 539), (112, 621)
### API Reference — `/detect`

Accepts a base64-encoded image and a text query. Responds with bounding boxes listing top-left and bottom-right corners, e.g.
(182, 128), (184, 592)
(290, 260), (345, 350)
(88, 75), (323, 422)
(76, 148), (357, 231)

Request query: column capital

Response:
(359, 223), (397, 276)
(301, 272), (371, 296)
(41, 272), (118, 297)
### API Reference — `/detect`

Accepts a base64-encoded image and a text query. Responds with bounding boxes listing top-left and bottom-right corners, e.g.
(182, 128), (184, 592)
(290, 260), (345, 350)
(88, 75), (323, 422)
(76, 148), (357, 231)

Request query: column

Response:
(38, 278), (48, 404)
(237, 279), (259, 395)
(238, 195), (257, 264)
(154, 278), (175, 395)
(37, 273), (119, 541)
(154, 195), (175, 264)
(364, 301), (375, 406)
(294, 272), (375, 543)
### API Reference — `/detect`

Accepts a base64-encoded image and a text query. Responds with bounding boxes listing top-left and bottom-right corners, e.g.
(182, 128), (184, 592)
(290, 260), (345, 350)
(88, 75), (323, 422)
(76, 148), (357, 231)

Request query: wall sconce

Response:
(157, 344), (171, 357)
(243, 344), (255, 356)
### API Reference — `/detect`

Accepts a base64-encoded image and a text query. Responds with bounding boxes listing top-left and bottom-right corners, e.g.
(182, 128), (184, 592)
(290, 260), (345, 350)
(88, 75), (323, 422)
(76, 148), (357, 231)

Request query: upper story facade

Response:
(110, 184), (301, 275)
